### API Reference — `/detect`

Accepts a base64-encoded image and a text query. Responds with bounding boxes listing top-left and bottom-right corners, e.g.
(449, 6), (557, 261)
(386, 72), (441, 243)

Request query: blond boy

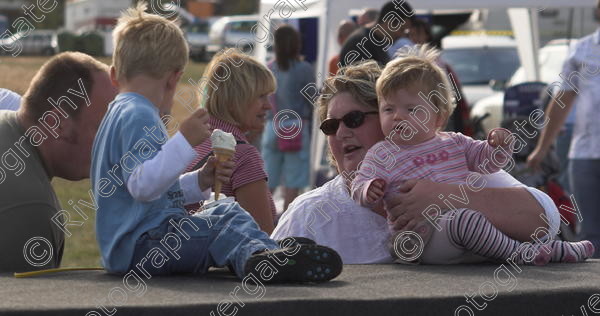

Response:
(91, 3), (342, 282)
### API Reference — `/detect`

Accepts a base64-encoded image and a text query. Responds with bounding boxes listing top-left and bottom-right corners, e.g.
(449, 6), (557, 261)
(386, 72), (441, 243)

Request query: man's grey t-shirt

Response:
(0, 110), (64, 272)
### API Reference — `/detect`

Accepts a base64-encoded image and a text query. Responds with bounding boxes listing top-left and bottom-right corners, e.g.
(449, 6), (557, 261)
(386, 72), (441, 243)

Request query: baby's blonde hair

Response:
(202, 49), (276, 127)
(376, 44), (455, 128)
(112, 2), (188, 81)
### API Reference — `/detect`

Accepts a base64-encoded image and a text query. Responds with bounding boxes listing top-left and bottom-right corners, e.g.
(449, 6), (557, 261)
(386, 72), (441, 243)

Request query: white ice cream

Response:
(211, 129), (236, 151)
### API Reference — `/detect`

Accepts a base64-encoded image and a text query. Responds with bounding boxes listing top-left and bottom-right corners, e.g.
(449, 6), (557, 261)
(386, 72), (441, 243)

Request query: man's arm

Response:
(527, 90), (577, 169)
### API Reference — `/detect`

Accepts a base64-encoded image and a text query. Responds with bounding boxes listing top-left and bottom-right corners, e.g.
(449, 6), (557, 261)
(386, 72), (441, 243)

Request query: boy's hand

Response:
(366, 179), (386, 203)
(488, 128), (511, 147)
(198, 156), (235, 191)
(180, 108), (211, 147)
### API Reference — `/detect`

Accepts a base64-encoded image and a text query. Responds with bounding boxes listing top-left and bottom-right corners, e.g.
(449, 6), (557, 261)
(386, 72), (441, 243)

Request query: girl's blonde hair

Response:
(376, 44), (456, 128)
(202, 49), (276, 127)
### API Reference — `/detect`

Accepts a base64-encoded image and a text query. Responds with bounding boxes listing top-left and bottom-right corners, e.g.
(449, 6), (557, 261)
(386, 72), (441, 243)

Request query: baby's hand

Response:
(180, 108), (211, 147)
(198, 156), (235, 191)
(487, 128), (511, 147)
(366, 179), (386, 203)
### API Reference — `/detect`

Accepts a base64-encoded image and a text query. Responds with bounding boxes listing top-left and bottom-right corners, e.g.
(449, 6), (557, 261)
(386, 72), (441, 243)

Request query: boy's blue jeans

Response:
(129, 202), (278, 279)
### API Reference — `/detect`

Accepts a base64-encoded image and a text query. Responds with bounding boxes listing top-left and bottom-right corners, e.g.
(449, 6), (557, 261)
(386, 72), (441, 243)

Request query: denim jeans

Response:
(569, 159), (600, 258)
(129, 202), (279, 279)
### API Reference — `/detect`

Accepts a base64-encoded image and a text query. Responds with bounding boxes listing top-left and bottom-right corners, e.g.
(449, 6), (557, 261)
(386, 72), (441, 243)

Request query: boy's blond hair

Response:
(202, 49), (276, 127)
(376, 45), (455, 128)
(112, 2), (188, 81)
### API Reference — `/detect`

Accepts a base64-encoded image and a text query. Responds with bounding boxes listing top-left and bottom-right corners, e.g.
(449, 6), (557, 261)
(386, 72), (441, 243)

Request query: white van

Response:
(207, 15), (259, 56)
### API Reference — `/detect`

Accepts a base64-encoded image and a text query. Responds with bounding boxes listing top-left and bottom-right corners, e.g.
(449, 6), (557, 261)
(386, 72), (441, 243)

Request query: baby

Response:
(351, 45), (594, 265)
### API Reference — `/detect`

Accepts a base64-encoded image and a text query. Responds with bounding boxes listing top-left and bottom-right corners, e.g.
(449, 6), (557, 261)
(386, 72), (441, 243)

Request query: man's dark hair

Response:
(22, 52), (107, 122)
(377, 1), (416, 24)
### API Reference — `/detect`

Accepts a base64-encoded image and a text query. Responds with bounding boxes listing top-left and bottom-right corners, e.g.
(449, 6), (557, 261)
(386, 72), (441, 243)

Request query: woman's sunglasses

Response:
(319, 110), (379, 136)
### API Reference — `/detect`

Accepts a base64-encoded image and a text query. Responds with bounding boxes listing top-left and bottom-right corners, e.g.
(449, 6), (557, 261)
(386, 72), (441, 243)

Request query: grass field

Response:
(0, 55), (208, 267)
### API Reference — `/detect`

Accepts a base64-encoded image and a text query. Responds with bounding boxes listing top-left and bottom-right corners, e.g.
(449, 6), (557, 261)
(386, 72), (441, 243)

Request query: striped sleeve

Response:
(450, 130), (511, 174)
(231, 144), (268, 190)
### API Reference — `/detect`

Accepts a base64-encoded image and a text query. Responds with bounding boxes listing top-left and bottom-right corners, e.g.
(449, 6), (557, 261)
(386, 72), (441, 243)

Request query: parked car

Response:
(0, 30), (58, 56)
(470, 40), (575, 134)
(441, 35), (520, 107)
(207, 15), (258, 55)
(185, 20), (211, 62)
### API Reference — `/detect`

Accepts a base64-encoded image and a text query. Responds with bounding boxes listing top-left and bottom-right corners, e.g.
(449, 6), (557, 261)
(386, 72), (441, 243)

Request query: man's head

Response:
(111, 2), (188, 84)
(337, 20), (358, 46)
(19, 52), (117, 180)
(378, 1), (416, 39)
(358, 8), (379, 26)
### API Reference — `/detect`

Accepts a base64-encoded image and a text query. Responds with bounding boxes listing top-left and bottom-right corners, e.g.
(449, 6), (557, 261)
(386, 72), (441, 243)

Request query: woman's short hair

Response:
(202, 49), (276, 127)
(317, 60), (381, 124)
(317, 60), (381, 168)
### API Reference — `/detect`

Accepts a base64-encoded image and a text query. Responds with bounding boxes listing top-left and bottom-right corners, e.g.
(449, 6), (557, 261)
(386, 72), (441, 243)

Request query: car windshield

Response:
(187, 22), (209, 34)
(508, 45), (570, 86)
(442, 47), (520, 85)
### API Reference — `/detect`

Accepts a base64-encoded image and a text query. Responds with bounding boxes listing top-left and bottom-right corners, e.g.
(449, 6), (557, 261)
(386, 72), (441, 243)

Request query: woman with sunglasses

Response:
(271, 60), (561, 264)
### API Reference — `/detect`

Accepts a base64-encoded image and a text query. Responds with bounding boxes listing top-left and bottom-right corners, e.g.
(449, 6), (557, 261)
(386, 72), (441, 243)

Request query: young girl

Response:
(350, 45), (594, 265)
(184, 49), (278, 234)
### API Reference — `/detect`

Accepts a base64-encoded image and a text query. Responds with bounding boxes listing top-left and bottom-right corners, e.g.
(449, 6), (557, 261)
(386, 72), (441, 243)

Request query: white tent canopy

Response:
(256, 0), (595, 186)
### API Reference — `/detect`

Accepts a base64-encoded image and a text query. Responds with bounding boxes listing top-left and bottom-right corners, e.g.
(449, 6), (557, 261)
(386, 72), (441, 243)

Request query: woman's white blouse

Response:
(271, 170), (560, 264)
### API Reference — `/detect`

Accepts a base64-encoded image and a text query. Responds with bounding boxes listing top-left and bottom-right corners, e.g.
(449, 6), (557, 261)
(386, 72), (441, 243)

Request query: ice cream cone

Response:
(213, 148), (234, 200)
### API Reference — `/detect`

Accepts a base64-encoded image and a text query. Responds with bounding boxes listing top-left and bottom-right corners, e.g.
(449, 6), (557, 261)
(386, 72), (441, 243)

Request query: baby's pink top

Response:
(351, 131), (511, 206)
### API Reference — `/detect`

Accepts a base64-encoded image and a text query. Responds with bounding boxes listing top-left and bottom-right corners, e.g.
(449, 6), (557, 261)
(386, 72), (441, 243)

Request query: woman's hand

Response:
(383, 178), (443, 231)
(198, 156), (235, 191)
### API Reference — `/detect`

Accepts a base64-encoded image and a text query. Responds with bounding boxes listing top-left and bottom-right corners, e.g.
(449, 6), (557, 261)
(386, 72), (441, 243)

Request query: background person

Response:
(0, 88), (21, 111)
(186, 49), (278, 234)
(261, 25), (315, 214)
(329, 20), (358, 75)
(357, 8), (379, 26)
(0, 52), (118, 272)
(409, 18), (433, 45)
(339, 1), (416, 67)
(527, 0), (600, 258)
(271, 61), (561, 264)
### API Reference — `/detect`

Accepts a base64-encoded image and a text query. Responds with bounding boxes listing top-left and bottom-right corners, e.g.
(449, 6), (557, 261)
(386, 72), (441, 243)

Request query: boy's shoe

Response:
(244, 244), (343, 283)
(276, 236), (316, 248)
